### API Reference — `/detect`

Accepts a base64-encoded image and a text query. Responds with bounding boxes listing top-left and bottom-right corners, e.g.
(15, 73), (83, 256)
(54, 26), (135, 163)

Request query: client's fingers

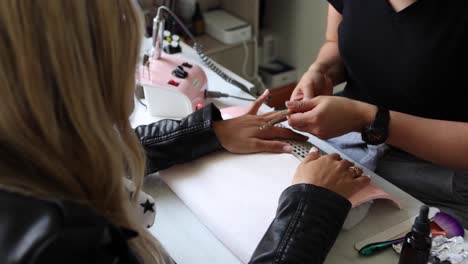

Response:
(353, 175), (371, 190)
(260, 111), (280, 118)
(251, 139), (292, 154)
(339, 160), (354, 170)
(262, 126), (308, 141)
(328, 153), (342, 160)
(303, 147), (320, 163)
(261, 110), (289, 123)
(352, 166), (364, 177)
(248, 90), (270, 115)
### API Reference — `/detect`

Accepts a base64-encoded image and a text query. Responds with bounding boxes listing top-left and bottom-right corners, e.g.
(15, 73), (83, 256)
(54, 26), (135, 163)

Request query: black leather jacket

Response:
(0, 104), (351, 264)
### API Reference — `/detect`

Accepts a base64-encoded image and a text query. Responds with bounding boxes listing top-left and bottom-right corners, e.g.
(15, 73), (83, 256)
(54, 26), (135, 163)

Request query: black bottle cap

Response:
(182, 62), (193, 68)
(412, 205), (430, 236)
(172, 67), (188, 79)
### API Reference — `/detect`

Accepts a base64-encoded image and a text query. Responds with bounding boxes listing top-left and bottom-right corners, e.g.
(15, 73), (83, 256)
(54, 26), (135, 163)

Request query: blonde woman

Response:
(0, 1), (369, 263)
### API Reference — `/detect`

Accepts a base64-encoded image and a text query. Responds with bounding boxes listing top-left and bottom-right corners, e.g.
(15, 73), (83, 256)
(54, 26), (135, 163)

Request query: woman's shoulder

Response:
(0, 189), (140, 264)
(0, 190), (63, 263)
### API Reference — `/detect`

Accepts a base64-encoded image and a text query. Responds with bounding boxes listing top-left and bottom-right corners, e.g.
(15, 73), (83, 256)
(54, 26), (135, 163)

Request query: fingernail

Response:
(283, 145), (293, 153)
(262, 90), (270, 96)
(285, 101), (292, 107)
(310, 147), (319, 153)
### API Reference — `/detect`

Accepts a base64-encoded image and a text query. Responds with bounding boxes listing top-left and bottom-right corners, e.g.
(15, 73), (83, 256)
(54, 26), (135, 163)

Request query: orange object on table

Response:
(265, 83), (297, 108)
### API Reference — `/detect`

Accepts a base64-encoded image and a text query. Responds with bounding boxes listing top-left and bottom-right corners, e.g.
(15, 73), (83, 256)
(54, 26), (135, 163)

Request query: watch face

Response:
(362, 107), (390, 145)
(368, 131), (385, 142)
(363, 127), (388, 145)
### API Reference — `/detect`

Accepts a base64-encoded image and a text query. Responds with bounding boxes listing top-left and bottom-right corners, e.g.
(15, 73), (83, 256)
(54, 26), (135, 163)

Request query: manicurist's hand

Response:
(213, 90), (308, 154)
(293, 148), (370, 199)
(290, 64), (334, 101)
(286, 96), (376, 140)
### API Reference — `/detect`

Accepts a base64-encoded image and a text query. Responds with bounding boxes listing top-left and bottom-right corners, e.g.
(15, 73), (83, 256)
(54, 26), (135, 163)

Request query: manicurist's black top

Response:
(328, 0), (468, 122)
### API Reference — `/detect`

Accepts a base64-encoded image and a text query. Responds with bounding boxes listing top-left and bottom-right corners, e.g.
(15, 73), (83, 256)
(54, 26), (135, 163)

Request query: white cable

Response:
(240, 35), (266, 93)
(241, 37), (251, 79)
(155, 6), (197, 43)
(251, 36), (266, 91)
(153, 6), (252, 95)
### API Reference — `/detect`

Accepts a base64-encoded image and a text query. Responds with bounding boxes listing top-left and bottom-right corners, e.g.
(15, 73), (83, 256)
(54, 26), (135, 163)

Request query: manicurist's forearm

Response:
(307, 4), (347, 86)
(387, 111), (468, 170)
(310, 41), (347, 86)
(356, 101), (468, 170)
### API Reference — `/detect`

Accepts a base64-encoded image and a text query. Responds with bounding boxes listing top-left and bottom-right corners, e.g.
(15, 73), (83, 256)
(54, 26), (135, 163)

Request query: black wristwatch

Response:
(361, 107), (390, 145)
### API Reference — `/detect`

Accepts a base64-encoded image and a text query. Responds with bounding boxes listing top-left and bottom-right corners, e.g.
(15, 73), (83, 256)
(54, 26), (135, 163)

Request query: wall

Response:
(264, 0), (346, 92)
(176, 0), (220, 21)
(264, 0), (328, 77)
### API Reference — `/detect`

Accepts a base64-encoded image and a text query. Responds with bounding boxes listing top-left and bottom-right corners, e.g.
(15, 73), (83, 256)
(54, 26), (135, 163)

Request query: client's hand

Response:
(292, 148), (370, 199)
(213, 90), (308, 154)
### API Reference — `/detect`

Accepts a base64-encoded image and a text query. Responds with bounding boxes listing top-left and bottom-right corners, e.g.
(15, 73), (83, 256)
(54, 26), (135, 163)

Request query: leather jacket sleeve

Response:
(249, 184), (352, 264)
(0, 190), (141, 264)
(134, 103), (224, 175)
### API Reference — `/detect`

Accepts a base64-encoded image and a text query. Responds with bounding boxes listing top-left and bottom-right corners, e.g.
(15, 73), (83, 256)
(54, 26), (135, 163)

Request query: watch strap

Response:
(373, 107), (390, 129)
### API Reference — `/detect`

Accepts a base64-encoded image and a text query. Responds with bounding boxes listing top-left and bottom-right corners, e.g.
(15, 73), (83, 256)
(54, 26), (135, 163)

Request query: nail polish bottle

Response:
(398, 205), (432, 264)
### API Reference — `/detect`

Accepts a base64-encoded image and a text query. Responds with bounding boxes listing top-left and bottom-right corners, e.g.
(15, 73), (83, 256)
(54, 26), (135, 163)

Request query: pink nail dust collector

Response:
(137, 7), (208, 118)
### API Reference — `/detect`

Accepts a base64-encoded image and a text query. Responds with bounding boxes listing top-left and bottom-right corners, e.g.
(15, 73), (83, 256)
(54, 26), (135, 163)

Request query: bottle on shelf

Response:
(192, 2), (205, 36)
(398, 205), (432, 264)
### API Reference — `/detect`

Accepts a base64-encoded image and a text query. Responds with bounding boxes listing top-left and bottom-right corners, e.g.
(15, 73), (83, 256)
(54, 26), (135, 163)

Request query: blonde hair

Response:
(0, 0), (163, 262)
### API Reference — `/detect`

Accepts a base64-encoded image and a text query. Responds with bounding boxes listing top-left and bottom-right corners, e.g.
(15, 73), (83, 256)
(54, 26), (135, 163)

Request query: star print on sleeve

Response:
(140, 199), (155, 214)
(124, 179), (156, 229)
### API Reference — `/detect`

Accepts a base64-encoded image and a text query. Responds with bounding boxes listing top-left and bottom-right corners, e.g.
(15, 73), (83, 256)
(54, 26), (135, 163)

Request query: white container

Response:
(203, 9), (252, 45)
(258, 31), (279, 65)
(259, 61), (297, 88)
